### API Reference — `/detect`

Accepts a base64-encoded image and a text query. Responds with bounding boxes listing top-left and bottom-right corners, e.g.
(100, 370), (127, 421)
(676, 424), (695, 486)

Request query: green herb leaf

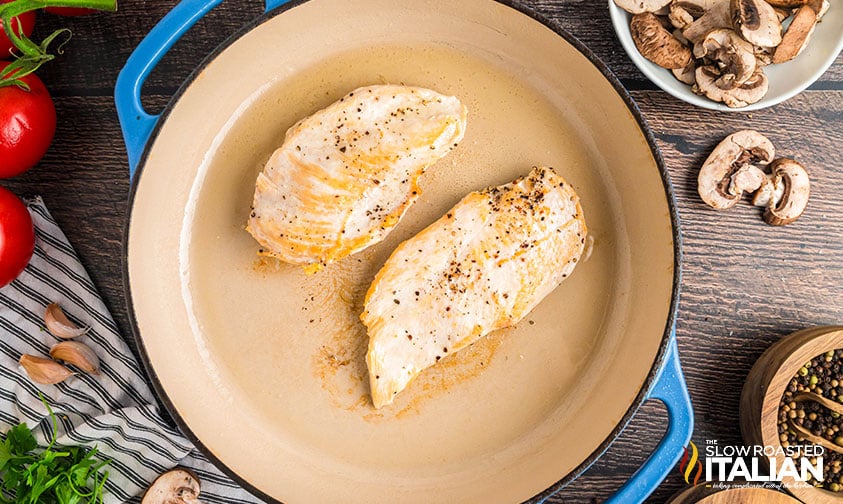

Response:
(4, 424), (36, 455)
(0, 395), (111, 502)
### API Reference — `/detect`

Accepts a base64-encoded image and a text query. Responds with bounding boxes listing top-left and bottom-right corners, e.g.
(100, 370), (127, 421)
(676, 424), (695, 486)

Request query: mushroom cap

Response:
(697, 129), (775, 210)
(694, 66), (769, 107)
(142, 468), (202, 504)
(630, 12), (694, 69)
(773, 1), (820, 63)
(763, 158), (810, 226)
(694, 29), (757, 90)
(731, 0), (783, 48)
(613, 0), (672, 14)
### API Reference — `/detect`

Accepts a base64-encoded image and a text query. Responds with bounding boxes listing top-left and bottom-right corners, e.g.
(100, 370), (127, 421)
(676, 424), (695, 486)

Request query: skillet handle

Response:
(604, 336), (694, 504)
(114, 0), (292, 179)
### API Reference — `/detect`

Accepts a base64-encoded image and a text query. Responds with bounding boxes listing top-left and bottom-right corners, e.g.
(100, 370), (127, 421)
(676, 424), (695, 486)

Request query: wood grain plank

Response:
(2, 1), (842, 501)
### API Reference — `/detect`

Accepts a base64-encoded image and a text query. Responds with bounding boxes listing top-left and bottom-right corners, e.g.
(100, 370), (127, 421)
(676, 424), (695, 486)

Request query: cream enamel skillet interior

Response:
(124, 0), (680, 502)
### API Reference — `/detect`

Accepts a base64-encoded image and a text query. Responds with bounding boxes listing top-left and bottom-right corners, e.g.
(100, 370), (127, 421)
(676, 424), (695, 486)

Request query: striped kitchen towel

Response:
(0, 197), (265, 503)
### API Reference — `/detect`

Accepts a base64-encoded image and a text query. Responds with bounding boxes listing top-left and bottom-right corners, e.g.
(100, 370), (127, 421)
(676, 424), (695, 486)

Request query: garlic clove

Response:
(44, 303), (89, 339)
(49, 341), (100, 375)
(19, 354), (75, 384)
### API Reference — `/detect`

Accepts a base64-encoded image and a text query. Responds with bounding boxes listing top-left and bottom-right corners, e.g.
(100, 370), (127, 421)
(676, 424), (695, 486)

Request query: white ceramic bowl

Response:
(609, 1), (843, 111)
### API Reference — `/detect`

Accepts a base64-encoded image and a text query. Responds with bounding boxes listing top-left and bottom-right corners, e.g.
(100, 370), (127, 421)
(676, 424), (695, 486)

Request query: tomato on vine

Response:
(0, 1), (117, 178)
(0, 62), (56, 178)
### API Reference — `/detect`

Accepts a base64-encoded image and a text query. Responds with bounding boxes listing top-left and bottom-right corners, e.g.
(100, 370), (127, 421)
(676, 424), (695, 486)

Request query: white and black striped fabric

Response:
(0, 197), (265, 503)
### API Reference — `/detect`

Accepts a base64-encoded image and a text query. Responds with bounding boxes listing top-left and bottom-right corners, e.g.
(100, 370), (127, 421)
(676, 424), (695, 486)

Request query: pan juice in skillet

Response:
(182, 41), (630, 470)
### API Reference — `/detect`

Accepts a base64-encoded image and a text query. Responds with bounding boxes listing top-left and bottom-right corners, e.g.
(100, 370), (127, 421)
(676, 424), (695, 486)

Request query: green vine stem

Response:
(0, 0), (117, 89)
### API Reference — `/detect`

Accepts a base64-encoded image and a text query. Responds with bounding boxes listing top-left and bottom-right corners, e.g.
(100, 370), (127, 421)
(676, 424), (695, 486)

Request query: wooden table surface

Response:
(4, 1), (842, 503)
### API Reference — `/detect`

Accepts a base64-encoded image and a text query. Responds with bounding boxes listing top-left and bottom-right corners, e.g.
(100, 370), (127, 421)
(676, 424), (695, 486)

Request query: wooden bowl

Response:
(741, 326), (843, 504)
(668, 485), (802, 503)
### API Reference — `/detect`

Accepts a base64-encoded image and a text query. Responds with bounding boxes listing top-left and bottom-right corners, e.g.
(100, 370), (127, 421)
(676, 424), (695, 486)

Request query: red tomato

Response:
(0, 63), (56, 178)
(44, 7), (97, 16)
(0, 0), (36, 59)
(0, 186), (34, 288)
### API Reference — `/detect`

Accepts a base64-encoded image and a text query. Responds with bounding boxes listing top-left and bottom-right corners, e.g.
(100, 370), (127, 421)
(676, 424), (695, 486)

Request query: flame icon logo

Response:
(679, 441), (703, 486)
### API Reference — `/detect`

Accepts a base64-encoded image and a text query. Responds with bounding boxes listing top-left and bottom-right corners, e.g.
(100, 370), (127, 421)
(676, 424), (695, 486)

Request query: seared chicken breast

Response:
(362, 166), (587, 408)
(247, 85), (467, 273)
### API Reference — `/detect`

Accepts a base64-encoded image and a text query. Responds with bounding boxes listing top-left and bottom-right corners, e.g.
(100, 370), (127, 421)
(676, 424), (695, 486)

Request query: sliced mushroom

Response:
(631, 12), (694, 69)
(613, 0), (673, 14)
(731, 0), (783, 48)
(773, 0), (820, 63)
(752, 173), (786, 207)
(670, 3), (695, 28)
(683, 0), (732, 43)
(765, 0), (807, 7)
(142, 468), (203, 504)
(673, 60), (698, 84)
(754, 45), (774, 66)
(772, 6), (793, 22)
(694, 66), (768, 107)
(673, 27), (691, 46)
(693, 29), (756, 89)
(669, 0), (720, 28)
(653, 4), (672, 15)
(729, 164), (767, 195)
(816, 0), (830, 19)
(762, 158), (810, 225)
(697, 130), (775, 210)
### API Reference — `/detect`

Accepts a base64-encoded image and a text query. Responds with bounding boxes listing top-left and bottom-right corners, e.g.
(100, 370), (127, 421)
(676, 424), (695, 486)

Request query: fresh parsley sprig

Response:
(0, 397), (110, 504)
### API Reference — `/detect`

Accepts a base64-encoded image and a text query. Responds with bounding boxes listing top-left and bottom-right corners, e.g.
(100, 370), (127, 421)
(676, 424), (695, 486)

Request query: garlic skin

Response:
(19, 354), (74, 384)
(44, 303), (89, 339)
(50, 341), (100, 375)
